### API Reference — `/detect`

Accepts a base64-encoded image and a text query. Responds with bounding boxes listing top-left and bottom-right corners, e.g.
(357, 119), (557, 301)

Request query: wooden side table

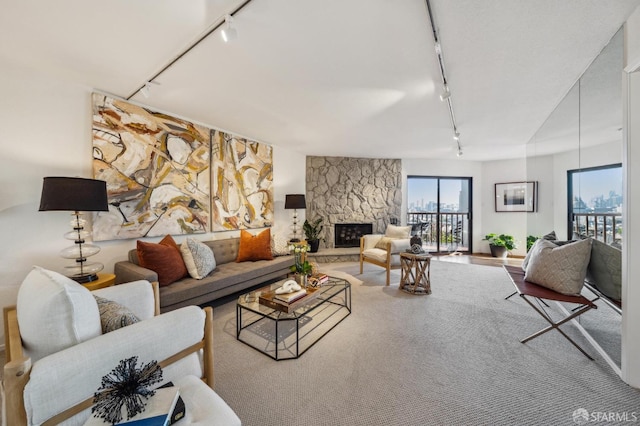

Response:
(83, 273), (116, 291)
(399, 252), (432, 295)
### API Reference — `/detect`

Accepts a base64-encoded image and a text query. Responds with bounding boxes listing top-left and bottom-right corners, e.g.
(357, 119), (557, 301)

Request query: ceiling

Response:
(2, 0), (639, 161)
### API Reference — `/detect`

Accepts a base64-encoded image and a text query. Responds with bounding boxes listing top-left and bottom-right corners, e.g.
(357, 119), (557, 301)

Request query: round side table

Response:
(399, 252), (432, 295)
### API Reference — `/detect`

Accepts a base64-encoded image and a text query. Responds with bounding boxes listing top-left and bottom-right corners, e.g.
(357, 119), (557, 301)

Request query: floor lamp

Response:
(39, 177), (109, 283)
(285, 194), (306, 242)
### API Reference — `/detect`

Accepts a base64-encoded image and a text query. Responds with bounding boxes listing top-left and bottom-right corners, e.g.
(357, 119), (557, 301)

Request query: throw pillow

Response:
(180, 237), (216, 279)
(236, 229), (274, 262)
(524, 238), (592, 296)
(93, 295), (140, 333)
(16, 266), (102, 362)
(375, 236), (394, 250)
(384, 224), (411, 239)
(542, 230), (557, 240)
(585, 239), (622, 302)
(271, 234), (290, 256)
(137, 235), (188, 286)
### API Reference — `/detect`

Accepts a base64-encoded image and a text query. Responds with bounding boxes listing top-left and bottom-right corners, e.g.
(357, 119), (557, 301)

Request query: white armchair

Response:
(359, 225), (412, 285)
(3, 266), (240, 426)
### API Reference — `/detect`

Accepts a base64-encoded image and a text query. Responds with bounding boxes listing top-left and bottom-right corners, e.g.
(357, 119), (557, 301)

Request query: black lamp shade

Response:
(284, 194), (306, 209)
(39, 177), (109, 212)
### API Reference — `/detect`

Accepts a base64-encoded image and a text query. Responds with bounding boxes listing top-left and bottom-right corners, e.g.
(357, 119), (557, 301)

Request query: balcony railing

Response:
(572, 213), (622, 245)
(407, 212), (469, 252)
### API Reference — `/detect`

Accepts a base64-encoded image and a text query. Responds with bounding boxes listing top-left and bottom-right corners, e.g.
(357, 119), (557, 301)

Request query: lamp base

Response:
(70, 273), (99, 284)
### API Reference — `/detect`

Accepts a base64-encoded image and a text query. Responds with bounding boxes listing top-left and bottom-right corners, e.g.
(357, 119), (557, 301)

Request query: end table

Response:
(399, 252), (432, 295)
(82, 273), (116, 291)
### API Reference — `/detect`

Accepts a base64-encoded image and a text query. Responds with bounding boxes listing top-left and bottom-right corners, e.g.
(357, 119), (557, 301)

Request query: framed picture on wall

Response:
(495, 181), (537, 212)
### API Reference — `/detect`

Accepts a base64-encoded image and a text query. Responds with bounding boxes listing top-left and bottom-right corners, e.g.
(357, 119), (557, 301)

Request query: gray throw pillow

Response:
(524, 239), (592, 296)
(586, 239), (622, 302)
(180, 237), (216, 279)
(94, 296), (140, 333)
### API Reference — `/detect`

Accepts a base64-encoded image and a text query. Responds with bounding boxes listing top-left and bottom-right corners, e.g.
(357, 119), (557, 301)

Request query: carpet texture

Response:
(0, 261), (634, 425)
(210, 261), (638, 426)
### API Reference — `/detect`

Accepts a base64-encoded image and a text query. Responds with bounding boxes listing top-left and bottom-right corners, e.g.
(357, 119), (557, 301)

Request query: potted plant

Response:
(303, 218), (323, 253)
(483, 233), (516, 258)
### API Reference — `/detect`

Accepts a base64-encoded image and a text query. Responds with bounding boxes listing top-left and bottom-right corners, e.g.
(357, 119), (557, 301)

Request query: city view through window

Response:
(570, 164), (622, 244)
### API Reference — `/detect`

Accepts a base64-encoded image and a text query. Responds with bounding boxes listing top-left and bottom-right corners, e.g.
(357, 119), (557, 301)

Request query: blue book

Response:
(85, 387), (180, 426)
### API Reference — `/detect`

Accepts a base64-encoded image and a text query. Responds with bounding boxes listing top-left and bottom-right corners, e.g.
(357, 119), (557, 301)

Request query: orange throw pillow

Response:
(236, 229), (274, 262)
(137, 235), (188, 286)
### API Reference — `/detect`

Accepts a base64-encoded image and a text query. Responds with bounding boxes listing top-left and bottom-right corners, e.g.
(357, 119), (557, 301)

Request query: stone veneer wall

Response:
(306, 156), (402, 249)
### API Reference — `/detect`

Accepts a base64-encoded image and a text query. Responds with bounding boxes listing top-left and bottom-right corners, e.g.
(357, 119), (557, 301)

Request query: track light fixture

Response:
(140, 81), (159, 98)
(453, 131), (460, 141)
(456, 141), (463, 157)
(221, 14), (238, 43)
(439, 86), (451, 102)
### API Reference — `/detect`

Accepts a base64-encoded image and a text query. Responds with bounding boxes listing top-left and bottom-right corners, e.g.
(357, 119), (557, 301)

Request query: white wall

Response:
(480, 157), (528, 256)
(0, 62), (306, 347)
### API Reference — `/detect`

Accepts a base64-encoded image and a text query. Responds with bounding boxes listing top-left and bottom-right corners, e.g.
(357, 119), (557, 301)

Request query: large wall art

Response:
(211, 131), (273, 231)
(92, 93), (211, 240)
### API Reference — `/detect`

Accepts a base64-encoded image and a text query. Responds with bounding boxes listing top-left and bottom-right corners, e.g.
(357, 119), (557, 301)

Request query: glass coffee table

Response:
(236, 276), (351, 360)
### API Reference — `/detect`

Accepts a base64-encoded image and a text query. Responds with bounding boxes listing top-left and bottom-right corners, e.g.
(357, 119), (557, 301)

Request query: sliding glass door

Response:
(407, 176), (472, 253)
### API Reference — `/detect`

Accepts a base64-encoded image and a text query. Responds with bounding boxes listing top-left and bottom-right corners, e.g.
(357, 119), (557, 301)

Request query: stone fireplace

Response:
(306, 156), (401, 249)
(334, 223), (373, 248)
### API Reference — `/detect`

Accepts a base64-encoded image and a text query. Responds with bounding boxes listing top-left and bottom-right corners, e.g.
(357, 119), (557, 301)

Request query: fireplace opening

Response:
(334, 223), (373, 248)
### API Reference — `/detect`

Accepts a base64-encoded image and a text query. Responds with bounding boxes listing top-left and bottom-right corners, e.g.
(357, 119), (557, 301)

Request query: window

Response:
(567, 164), (622, 244)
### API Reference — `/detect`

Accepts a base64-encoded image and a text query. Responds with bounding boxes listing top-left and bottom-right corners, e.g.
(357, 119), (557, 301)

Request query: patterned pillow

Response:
(180, 237), (216, 279)
(271, 234), (290, 256)
(94, 295), (140, 333)
(524, 239), (592, 295)
(375, 237), (394, 250)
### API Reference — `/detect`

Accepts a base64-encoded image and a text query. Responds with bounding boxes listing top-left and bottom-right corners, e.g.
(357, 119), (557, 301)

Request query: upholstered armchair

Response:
(3, 266), (240, 426)
(359, 225), (412, 285)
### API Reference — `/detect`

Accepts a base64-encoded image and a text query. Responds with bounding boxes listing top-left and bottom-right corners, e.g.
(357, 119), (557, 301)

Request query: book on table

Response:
(84, 386), (180, 426)
(274, 288), (307, 303)
(308, 273), (329, 287)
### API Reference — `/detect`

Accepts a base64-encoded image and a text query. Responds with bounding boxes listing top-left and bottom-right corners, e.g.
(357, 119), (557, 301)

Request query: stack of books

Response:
(274, 288), (307, 303)
(308, 273), (329, 288)
(85, 385), (184, 426)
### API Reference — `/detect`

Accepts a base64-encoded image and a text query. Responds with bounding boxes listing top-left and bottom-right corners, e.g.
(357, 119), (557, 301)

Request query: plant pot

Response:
(489, 244), (508, 258)
(308, 239), (320, 253)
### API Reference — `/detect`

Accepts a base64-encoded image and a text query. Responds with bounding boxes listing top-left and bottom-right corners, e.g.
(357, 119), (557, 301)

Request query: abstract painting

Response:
(211, 131), (273, 231)
(92, 93), (211, 240)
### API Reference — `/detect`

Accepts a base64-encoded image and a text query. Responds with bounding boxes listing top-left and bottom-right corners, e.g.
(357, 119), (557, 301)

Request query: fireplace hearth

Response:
(334, 223), (373, 248)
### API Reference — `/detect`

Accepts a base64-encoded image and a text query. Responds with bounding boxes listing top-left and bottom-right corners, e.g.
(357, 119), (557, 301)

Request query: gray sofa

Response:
(114, 237), (293, 312)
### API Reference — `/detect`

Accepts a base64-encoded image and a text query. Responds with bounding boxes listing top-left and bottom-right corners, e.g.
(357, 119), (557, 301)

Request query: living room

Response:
(3, 1), (640, 424)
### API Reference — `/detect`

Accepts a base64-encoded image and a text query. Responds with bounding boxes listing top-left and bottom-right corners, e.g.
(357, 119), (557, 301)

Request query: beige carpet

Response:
(1, 261), (634, 425)
(210, 260), (638, 426)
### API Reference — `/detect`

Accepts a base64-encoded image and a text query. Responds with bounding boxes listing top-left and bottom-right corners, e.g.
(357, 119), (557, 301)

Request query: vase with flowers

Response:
(289, 243), (312, 286)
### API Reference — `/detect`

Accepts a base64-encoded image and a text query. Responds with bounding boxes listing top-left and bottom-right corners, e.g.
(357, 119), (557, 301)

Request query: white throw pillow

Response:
(384, 224), (411, 239)
(524, 239), (592, 296)
(180, 238), (216, 279)
(16, 266), (101, 362)
(271, 234), (290, 256)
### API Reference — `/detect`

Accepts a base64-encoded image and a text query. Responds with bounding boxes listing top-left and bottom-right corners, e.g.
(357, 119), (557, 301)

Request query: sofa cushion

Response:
(385, 224), (411, 239)
(94, 295), (140, 333)
(137, 235), (188, 286)
(17, 266), (102, 362)
(159, 255), (293, 308)
(181, 237), (216, 279)
(236, 229), (273, 262)
(524, 239), (592, 296)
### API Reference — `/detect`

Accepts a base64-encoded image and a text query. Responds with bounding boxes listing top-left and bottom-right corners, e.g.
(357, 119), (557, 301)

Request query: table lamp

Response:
(284, 194), (306, 242)
(39, 177), (109, 283)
